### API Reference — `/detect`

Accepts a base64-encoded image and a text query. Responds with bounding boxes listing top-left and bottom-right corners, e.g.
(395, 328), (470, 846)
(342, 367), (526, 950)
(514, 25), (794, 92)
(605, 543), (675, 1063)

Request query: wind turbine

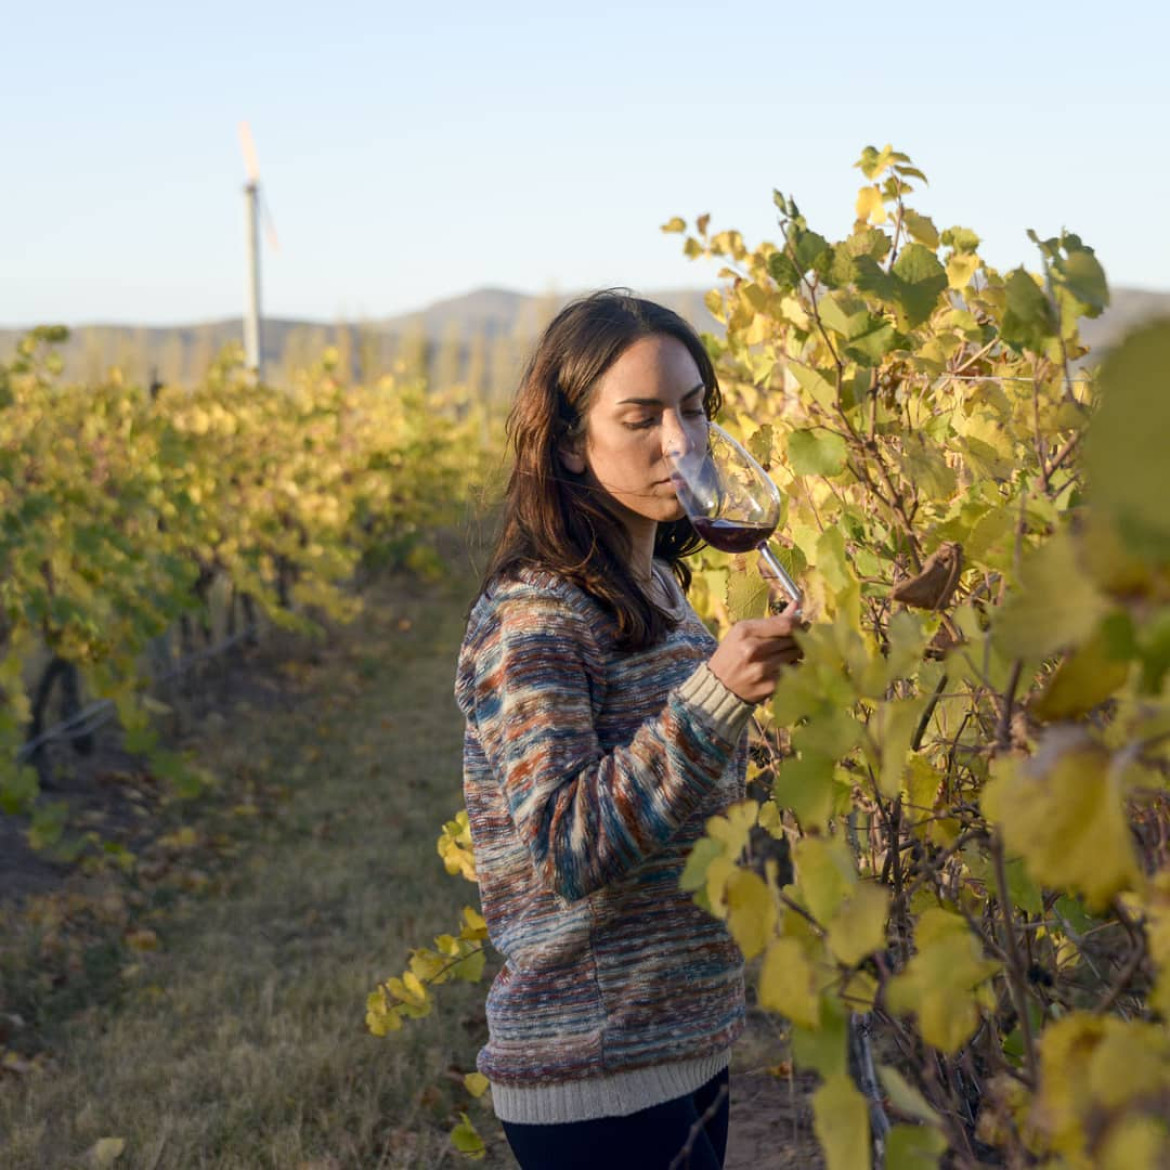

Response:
(237, 122), (279, 381)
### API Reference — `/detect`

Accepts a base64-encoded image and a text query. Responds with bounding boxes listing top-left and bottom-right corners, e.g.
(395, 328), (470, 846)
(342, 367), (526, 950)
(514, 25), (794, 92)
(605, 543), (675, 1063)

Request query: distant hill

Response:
(1, 284), (1165, 390)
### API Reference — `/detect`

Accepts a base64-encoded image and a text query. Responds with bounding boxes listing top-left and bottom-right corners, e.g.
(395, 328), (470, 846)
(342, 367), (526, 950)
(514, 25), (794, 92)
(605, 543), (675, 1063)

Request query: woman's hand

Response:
(707, 609), (806, 705)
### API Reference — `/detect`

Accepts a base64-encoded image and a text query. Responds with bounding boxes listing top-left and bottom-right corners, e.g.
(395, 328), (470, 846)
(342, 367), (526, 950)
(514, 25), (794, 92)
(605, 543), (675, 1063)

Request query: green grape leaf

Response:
(1032, 625), (1130, 721)
(993, 532), (1107, 659)
(885, 1124), (948, 1170)
(890, 244), (949, 329)
(878, 1065), (942, 1126)
(450, 1113), (485, 1159)
(788, 429), (848, 477)
(1086, 322), (1170, 558)
(789, 363), (839, 410)
(1000, 268), (1058, 352)
(773, 751), (838, 832)
(791, 994), (849, 1077)
(793, 837), (855, 924)
(812, 1071), (871, 1170)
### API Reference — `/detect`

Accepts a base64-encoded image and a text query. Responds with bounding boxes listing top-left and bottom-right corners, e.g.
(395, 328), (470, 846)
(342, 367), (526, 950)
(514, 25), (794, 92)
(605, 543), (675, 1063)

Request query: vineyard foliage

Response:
(370, 147), (1170, 1167)
(0, 339), (490, 847)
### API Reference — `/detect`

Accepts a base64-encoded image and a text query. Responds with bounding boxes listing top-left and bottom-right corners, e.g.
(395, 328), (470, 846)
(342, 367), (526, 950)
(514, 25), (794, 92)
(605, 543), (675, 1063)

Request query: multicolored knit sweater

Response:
(454, 563), (753, 1124)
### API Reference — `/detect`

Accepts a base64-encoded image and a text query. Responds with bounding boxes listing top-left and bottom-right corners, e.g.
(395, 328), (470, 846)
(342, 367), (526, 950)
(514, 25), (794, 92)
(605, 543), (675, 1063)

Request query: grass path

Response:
(1, 571), (511, 1169)
(1, 568), (817, 1169)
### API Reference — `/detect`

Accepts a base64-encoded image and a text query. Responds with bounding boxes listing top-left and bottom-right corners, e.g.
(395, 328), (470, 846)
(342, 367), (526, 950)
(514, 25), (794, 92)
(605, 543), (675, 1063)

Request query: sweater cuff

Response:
(676, 663), (754, 744)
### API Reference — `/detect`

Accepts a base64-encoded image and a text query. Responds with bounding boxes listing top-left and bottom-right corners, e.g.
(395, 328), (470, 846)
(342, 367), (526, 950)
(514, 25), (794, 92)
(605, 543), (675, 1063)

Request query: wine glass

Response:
(667, 421), (803, 613)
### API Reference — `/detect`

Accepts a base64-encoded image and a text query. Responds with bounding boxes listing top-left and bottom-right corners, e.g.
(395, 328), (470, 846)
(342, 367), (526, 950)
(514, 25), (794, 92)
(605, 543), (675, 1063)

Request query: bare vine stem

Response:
(991, 836), (1039, 1085)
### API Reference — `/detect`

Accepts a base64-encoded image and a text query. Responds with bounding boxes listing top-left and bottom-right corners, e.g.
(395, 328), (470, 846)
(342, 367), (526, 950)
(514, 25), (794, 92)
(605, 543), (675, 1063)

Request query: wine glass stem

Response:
(756, 544), (803, 610)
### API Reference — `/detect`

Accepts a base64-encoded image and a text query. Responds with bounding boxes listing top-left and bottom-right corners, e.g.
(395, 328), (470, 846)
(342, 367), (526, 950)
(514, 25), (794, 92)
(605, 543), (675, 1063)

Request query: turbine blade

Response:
(238, 120), (260, 184)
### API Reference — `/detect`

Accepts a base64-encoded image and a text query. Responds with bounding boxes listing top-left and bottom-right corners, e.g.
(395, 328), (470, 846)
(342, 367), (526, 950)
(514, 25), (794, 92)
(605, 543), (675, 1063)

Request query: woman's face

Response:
(562, 333), (709, 536)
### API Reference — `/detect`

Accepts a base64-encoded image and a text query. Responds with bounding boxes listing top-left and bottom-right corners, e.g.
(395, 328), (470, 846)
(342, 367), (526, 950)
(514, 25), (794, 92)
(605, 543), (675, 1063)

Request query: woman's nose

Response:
(661, 410), (695, 460)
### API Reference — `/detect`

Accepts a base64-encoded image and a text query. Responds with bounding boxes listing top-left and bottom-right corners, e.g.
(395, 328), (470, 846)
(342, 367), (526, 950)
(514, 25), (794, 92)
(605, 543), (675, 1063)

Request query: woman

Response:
(454, 290), (802, 1169)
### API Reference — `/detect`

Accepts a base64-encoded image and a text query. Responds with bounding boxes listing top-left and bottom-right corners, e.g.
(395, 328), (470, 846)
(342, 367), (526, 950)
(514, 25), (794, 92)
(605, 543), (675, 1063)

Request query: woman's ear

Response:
(558, 440), (586, 475)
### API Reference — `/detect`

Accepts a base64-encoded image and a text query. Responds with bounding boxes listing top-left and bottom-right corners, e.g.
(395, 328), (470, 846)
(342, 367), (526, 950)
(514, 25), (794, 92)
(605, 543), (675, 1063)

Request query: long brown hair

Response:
(477, 289), (722, 651)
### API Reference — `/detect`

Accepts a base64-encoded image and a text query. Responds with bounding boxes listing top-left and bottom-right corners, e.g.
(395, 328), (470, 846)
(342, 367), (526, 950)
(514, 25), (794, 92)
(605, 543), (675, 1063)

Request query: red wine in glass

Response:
(668, 421), (803, 611)
(690, 517), (778, 555)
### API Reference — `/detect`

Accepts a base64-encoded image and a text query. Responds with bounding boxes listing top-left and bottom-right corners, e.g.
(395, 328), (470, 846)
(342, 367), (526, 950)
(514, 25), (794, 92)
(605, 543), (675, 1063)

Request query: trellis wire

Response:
(15, 624), (258, 764)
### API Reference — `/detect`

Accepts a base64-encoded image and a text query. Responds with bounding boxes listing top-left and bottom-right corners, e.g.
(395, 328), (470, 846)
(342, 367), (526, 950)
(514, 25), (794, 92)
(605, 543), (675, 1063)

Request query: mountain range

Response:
(2, 284), (1166, 389)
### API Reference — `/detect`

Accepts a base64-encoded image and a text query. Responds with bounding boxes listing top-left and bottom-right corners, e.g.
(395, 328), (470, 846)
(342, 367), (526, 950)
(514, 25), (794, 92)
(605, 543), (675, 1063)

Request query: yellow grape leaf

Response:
(742, 312), (769, 347)
(856, 185), (888, 225)
(409, 948), (448, 983)
(792, 837), (855, 924)
(463, 1072), (489, 1098)
(885, 908), (999, 1053)
(1099, 1117), (1170, 1170)
(885, 1124), (948, 1170)
(707, 800), (758, 860)
(1147, 875), (1170, 1018)
(982, 737), (1139, 909)
(86, 1138), (126, 1168)
(450, 1112), (486, 1160)
(725, 868), (777, 960)
(438, 810), (478, 882)
(747, 423), (774, 470)
(1031, 626), (1130, 721)
(705, 855), (737, 918)
(877, 1065), (941, 1126)
(461, 906), (488, 940)
(758, 937), (821, 1028)
(757, 799), (783, 838)
(1036, 1014), (1170, 1162)
(903, 757), (941, 831)
(366, 989), (403, 1035)
(826, 881), (888, 967)
(840, 969), (879, 1013)
(812, 1071), (870, 1170)
(946, 253), (979, 290)
(727, 567), (770, 622)
(992, 532), (1107, 660)
(387, 971), (429, 1014)
(1087, 1022), (1170, 1112)
(661, 216), (686, 233)
(902, 209), (939, 249)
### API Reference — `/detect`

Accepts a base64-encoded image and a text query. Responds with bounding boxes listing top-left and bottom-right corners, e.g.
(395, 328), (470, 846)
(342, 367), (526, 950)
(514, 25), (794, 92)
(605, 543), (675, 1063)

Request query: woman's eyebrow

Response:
(617, 383), (705, 406)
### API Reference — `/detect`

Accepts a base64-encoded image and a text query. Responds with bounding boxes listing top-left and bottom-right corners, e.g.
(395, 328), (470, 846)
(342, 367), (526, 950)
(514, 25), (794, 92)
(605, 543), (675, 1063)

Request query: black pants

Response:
(500, 1066), (730, 1170)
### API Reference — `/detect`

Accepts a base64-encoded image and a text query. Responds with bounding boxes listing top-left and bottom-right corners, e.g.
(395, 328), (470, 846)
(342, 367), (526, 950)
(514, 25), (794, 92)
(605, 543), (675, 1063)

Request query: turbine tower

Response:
(238, 122), (278, 381)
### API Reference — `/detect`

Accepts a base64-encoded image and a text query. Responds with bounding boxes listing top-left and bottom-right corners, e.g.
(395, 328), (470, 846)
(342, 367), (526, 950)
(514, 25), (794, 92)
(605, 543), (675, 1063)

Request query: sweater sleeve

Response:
(470, 591), (751, 903)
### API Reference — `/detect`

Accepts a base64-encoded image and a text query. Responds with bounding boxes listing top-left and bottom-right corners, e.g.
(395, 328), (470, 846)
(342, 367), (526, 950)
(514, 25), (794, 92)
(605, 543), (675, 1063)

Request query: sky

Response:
(5, 0), (1167, 327)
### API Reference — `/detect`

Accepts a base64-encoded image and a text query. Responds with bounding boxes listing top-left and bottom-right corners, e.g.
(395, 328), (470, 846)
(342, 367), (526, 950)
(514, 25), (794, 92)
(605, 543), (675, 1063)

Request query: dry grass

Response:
(1, 563), (816, 1169)
(0, 570), (514, 1169)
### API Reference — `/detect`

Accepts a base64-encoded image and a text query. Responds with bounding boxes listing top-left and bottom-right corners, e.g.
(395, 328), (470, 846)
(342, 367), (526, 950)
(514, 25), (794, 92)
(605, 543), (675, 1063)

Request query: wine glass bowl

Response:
(667, 422), (803, 611)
